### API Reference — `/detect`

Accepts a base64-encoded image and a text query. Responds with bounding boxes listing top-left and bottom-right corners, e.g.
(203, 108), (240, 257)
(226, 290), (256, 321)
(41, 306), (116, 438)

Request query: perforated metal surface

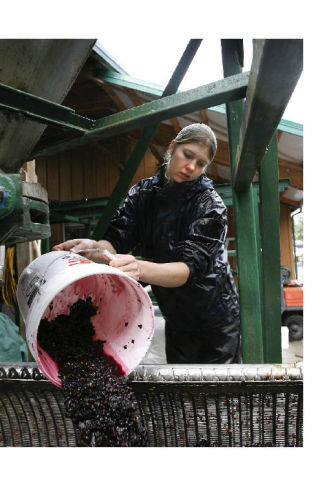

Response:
(0, 383), (77, 446)
(0, 363), (303, 447)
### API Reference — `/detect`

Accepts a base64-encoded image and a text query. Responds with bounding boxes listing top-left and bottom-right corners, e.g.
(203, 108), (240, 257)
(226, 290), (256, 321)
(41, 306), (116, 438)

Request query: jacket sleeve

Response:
(104, 183), (141, 254)
(169, 190), (228, 285)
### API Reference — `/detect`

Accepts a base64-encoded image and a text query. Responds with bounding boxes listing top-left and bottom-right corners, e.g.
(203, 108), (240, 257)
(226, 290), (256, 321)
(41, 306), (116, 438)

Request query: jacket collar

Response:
(152, 163), (213, 196)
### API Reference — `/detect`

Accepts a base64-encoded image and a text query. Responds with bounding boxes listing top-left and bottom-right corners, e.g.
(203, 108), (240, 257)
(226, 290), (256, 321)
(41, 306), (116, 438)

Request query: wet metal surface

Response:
(0, 362), (303, 447)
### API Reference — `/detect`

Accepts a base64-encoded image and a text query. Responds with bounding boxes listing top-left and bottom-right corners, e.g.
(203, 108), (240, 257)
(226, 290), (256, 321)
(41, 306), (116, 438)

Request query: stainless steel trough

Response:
(0, 362), (303, 447)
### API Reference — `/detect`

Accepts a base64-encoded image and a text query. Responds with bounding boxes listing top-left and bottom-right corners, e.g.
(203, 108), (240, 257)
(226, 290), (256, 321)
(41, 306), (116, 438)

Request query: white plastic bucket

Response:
(17, 251), (154, 387)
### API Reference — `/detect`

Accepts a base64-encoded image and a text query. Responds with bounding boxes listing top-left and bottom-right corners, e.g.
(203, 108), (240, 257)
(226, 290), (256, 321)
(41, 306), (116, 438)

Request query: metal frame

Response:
(0, 82), (94, 132)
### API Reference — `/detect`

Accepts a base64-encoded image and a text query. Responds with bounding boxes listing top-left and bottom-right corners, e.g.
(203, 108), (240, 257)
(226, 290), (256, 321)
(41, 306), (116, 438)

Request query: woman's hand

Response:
(52, 239), (97, 254)
(108, 255), (189, 287)
(109, 254), (141, 281)
(53, 239), (117, 263)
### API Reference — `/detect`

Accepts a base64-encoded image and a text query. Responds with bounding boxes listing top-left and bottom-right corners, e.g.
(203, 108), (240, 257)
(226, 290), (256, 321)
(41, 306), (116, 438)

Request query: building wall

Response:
(36, 139), (159, 201)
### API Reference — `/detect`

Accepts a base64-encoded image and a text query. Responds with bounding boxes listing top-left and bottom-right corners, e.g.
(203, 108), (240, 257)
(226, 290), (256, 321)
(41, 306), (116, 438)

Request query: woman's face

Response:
(166, 142), (211, 183)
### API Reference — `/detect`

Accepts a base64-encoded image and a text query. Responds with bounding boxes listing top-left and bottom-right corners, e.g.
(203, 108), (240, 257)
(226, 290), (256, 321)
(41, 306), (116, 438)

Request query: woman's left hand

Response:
(107, 254), (141, 281)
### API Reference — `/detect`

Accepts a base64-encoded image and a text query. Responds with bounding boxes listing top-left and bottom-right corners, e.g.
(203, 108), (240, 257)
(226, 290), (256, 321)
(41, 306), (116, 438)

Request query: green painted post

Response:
(221, 40), (264, 362)
(41, 237), (50, 254)
(93, 40), (202, 239)
(259, 132), (282, 362)
(253, 188), (264, 327)
(232, 40), (303, 192)
(84, 219), (92, 238)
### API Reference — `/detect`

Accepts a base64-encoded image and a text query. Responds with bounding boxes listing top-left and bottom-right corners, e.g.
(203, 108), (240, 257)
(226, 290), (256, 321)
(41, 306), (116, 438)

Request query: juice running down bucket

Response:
(17, 251), (155, 387)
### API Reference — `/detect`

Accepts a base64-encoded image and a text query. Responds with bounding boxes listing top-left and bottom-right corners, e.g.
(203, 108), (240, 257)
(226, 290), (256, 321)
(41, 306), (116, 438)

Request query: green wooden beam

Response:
(253, 187), (264, 335)
(50, 197), (109, 211)
(96, 69), (303, 137)
(41, 237), (50, 254)
(233, 39), (303, 192)
(0, 82), (94, 132)
(221, 39), (264, 363)
(50, 214), (81, 224)
(259, 132), (282, 362)
(93, 39), (203, 239)
(31, 71), (249, 159)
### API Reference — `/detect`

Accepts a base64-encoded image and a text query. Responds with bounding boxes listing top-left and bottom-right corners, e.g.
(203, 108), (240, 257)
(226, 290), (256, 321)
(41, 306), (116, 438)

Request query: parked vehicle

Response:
(281, 266), (303, 341)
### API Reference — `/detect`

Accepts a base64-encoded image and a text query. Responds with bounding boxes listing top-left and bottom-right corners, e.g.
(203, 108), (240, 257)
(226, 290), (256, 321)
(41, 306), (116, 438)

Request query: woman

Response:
(53, 123), (241, 364)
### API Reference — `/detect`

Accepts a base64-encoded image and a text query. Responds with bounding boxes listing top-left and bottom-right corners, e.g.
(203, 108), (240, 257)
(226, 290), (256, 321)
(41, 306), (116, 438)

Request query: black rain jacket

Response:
(105, 165), (241, 364)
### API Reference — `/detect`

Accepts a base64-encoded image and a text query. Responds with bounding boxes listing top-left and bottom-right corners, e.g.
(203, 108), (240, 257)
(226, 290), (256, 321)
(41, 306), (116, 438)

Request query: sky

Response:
(97, 38), (304, 125)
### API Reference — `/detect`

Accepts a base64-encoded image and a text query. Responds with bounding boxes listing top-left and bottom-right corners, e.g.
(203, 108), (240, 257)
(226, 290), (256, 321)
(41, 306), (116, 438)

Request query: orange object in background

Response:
(283, 284), (303, 308)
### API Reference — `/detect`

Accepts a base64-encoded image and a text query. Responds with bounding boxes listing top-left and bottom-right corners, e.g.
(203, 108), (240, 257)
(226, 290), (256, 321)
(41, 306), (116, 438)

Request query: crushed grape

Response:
(37, 297), (148, 447)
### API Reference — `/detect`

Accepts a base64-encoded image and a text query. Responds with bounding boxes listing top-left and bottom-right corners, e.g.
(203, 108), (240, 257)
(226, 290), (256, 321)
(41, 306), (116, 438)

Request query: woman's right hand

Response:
(52, 239), (97, 253)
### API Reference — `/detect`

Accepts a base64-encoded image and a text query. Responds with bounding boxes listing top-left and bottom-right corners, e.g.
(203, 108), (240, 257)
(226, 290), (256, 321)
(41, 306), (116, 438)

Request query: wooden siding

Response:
(227, 204), (295, 286)
(37, 140), (159, 202)
(280, 204), (296, 278)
